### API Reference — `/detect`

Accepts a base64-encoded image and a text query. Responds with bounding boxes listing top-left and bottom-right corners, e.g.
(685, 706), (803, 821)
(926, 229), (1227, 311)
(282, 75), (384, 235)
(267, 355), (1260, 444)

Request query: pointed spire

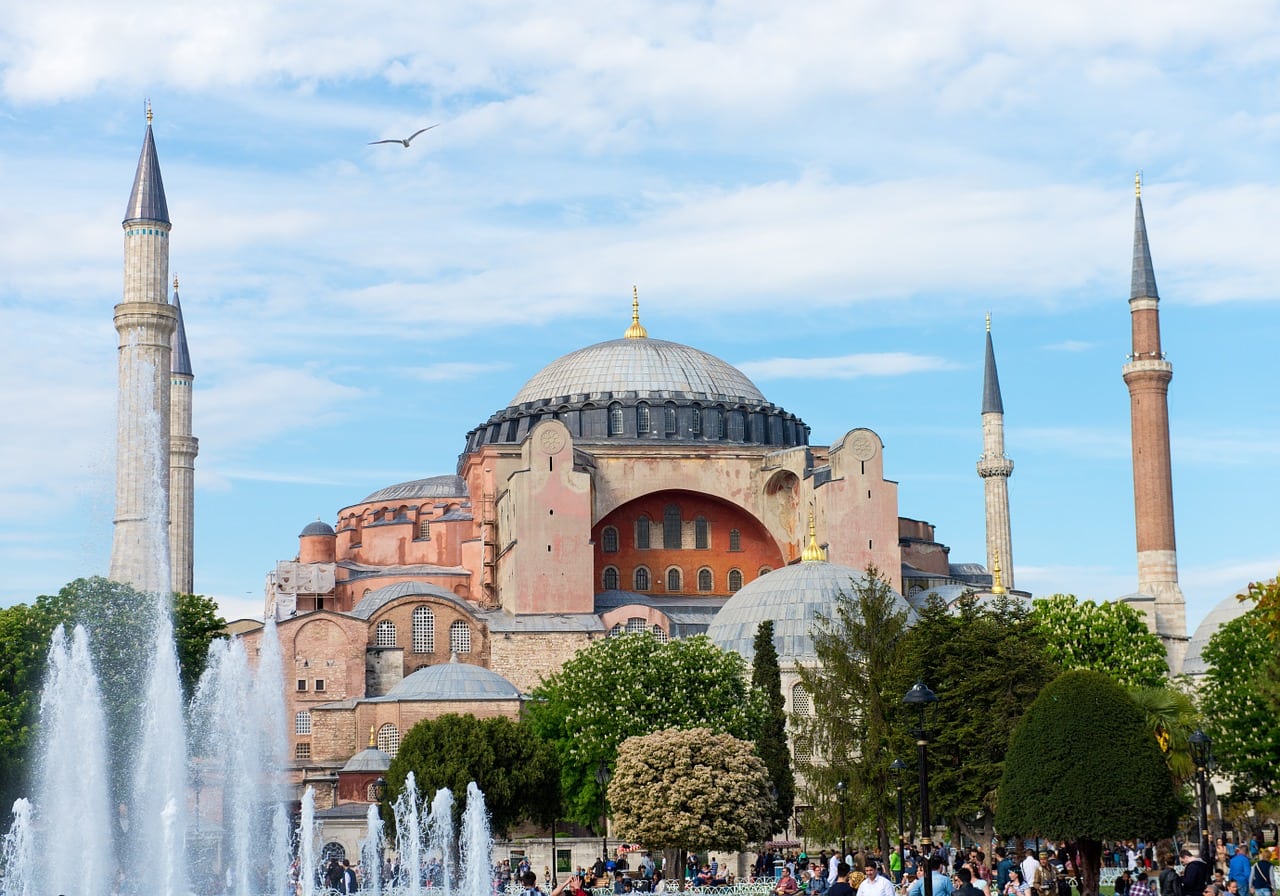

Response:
(982, 314), (1004, 415)
(801, 508), (826, 562)
(1131, 171), (1159, 301)
(171, 276), (193, 376)
(124, 108), (170, 225)
(624, 285), (648, 339)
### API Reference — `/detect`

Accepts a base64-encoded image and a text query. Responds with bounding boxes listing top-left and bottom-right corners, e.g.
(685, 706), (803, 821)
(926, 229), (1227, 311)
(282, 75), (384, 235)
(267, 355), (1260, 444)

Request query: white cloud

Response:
(403, 362), (511, 382)
(739, 352), (957, 380)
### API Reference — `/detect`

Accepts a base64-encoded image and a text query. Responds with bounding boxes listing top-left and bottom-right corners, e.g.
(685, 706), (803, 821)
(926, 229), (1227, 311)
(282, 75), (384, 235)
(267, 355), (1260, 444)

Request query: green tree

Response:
(1126, 684), (1198, 784)
(527, 633), (754, 830)
(899, 594), (1058, 845)
(997, 670), (1182, 896)
(0, 602), (57, 808)
(1198, 607), (1280, 801)
(172, 591), (229, 700)
(751, 620), (795, 835)
(1237, 573), (1280, 710)
(1030, 594), (1168, 688)
(793, 567), (911, 858)
(386, 713), (560, 838)
(608, 727), (774, 887)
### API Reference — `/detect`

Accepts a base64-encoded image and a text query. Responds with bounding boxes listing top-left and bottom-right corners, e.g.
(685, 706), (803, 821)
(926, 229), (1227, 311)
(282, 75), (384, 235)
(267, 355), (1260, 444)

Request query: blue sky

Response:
(1, 1), (1278, 629)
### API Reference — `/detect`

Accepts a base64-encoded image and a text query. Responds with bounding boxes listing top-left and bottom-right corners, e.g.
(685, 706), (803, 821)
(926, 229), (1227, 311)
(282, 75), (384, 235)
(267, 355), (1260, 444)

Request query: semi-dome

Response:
(511, 337), (765, 406)
(352, 580), (468, 619)
(299, 519), (336, 537)
(361, 474), (467, 504)
(707, 559), (915, 664)
(1183, 592), (1253, 676)
(374, 657), (522, 702)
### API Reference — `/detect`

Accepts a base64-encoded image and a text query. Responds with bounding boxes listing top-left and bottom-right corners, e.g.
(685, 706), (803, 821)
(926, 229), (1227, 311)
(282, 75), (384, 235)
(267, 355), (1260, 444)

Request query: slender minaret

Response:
(1122, 172), (1187, 671)
(110, 105), (177, 594)
(169, 276), (198, 595)
(977, 314), (1015, 590)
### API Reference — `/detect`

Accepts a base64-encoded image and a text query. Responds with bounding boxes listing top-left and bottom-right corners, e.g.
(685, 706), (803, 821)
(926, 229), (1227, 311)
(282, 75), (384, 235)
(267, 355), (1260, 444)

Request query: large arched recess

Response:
(592, 489), (784, 597)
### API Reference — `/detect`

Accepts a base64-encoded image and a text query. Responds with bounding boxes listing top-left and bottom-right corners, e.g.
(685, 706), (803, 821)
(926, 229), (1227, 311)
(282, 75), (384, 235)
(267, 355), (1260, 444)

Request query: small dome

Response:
(510, 337), (765, 406)
(361, 474), (468, 504)
(300, 520), (336, 537)
(1183, 592), (1253, 676)
(342, 746), (391, 773)
(707, 561), (914, 664)
(379, 658), (522, 701)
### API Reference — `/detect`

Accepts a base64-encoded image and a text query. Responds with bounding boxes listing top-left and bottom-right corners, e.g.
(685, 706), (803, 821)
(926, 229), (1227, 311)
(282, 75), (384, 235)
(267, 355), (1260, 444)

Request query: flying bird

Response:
(368, 124), (439, 147)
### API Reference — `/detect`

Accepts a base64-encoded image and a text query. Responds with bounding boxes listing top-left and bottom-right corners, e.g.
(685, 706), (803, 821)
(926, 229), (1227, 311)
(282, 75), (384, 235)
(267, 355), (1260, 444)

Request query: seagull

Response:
(368, 124), (439, 147)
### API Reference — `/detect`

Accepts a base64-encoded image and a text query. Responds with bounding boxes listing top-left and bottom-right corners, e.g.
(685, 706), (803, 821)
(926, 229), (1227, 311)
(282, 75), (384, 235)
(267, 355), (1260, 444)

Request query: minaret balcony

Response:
(977, 457), (1014, 478)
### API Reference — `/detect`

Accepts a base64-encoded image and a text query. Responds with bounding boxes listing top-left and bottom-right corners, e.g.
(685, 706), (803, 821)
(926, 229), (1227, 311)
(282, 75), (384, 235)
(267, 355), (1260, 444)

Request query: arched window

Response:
(601, 526), (619, 553)
(449, 620), (472, 654)
(711, 408), (726, 439)
(375, 620), (397, 648)
(603, 566), (620, 591)
(694, 516), (709, 549)
(664, 403), (677, 436)
(636, 516), (651, 550)
(728, 568), (744, 591)
(610, 623), (624, 637)
(295, 710), (312, 735)
(697, 567), (713, 592)
(636, 402), (650, 435)
(759, 566), (772, 576)
(791, 683), (812, 716)
(651, 624), (669, 643)
(321, 843), (346, 864)
(729, 529), (742, 552)
(634, 567), (651, 591)
(690, 405), (703, 436)
(663, 504), (682, 549)
(418, 518), (430, 539)
(727, 411), (745, 441)
(626, 616), (647, 633)
(412, 607), (435, 654)
(608, 402), (624, 436)
(794, 736), (813, 764)
(376, 723), (400, 755)
(666, 567), (682, 592)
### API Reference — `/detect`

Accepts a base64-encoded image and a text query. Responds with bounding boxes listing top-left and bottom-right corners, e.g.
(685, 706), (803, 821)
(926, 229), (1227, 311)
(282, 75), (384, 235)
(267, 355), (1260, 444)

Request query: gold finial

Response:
(624, 285), (648, 339)
(801, 508), (826, 562)
(985, 312), (991, 333)
(146, 99), (153, 125)
(369, 726), (376, 748)
(990, 554), (1007, 595)
(1135, 170), (1141, 198)
(173, 275), (179, 290)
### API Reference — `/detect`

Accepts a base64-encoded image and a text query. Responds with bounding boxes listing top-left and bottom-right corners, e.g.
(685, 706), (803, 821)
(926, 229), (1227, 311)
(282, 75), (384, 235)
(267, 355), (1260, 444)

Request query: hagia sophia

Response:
(106, 115), (1247, 857)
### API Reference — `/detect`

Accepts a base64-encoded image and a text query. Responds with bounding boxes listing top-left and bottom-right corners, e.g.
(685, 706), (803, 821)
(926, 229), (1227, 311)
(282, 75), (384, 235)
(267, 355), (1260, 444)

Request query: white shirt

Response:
(1020, 859), (1040, 889)
(858, 874), (897, 896)
(830, 858), (841, 884)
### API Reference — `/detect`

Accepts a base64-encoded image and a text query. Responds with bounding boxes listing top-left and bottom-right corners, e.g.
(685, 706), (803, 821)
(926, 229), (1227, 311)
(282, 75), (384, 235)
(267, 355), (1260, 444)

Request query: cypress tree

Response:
(752, 619), (795, 834)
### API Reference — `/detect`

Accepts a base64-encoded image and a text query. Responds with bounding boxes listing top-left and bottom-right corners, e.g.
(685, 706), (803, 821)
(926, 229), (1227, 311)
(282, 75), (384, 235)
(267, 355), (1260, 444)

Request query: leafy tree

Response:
(0, 602), (56, 808)
(386, 713), (560, 838)
(899, 594), (1058, 845)
(1030, 594), (1168, 688)
(751, 620), (795, 835)
(1126, 684), (1198, 784)
(793, 567), (911, 858)
(527, 633), (755, 830)
(172, 591), (229, 700)
(608, 727), (773, 886)
(1237, 574), (1280, 710)
(997, 670), (1181, 896)
(1198, 607), (1280, 800)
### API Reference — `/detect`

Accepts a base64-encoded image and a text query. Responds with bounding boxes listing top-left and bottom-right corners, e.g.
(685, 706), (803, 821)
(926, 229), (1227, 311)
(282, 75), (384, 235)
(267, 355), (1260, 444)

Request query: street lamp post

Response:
(903, 683), (938, 896)
(596, 760), (612, 869)
(1189, 731), (1213, 862)
(836, 780), (848, 861)
(890, 759), (908, 883)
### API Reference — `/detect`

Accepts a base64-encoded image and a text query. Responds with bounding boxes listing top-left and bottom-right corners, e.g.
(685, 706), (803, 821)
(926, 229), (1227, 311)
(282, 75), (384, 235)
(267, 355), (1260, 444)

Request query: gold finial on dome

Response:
(1135, 170), (1142, 198)
(990, 554), (1007, 595)
(801, 509), (826, 562)
(624, 286), (648, 339)
(369, 726), (376, 748)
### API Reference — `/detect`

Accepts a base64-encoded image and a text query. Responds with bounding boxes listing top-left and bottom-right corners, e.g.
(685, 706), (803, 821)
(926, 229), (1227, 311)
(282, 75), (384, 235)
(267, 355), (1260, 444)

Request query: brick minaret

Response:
(1122, 173), (1187, 671)
(169, 277), (197, 595)
(109, 107), (176, 594)
(977, 314), (1015, 590)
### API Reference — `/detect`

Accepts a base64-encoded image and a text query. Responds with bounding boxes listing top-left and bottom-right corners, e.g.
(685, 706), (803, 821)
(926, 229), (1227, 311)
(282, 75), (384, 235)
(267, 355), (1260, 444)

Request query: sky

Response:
(1, 0), (1278, 632)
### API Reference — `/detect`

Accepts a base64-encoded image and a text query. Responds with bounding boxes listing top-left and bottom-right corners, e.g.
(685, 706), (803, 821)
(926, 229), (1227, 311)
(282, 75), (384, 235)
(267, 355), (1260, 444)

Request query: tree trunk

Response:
(1076, 839), (1103, 896)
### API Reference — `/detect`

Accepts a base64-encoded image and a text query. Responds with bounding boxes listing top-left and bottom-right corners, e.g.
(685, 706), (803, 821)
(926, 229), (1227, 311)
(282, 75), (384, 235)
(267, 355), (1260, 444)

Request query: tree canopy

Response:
(751, 620), (795, 835)
(386, 713), (560, 838)
(527, 633), (756, 829)
(899, 594), (1058, 843)
(1030, 594), (1168, 688)
(1198, 607), (1280, 800)
(608, 727), (774, 855)
(997, 669), (1181, 896)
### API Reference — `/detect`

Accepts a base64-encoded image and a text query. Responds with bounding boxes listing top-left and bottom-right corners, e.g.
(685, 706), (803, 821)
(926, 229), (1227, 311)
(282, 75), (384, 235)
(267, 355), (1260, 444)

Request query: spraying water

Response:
(360, 804), (385, 896)
(428, 787), (456, 896)
(459, 783), (493, 896)
(394, 772), (424, 896)
(0, 799), (36, 896)
(298, 786), (319, 896)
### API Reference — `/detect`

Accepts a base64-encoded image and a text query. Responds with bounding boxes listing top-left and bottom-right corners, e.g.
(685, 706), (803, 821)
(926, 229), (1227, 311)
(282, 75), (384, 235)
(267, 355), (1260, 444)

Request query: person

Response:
(1020, 854), (1041, 895)
(828, 863), (855, 896)
(889, 849), (904, 885)
(593, 859), (608, 886)
(1159, 857), (1184, 896)
(1251, 849), (1274, 896)
(996, 849), (1015, 894)
(856, 863), (895, 896)
(955, 868), (984, 896)
(1182, 849), (1211, 896)
(777, 868), (800, 896)
(1130, 872), (1154, 896)
(1229, 846), (1252, 896)
(522, 871), (545, 896)
(341, 861), (359, 895)
(1004, 870), (1029, 896)
(909, 857), (955, 896)
(552, 873), (591, 896)
(616, 871), (631, 894)
(1115, 871), (1132, 896)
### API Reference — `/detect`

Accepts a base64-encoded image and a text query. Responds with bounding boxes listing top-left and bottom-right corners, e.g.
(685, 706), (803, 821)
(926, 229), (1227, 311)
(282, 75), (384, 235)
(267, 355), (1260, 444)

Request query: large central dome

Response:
(511, 336), (765, 406)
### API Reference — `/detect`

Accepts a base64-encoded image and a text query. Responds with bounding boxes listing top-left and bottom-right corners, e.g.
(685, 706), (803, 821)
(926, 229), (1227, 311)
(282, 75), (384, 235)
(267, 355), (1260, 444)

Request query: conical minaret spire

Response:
(1122, 173), (1187, 672)
(169, 276), (198, 595)
(110, 109), (177, 594)
(977, 314), (1015, 590)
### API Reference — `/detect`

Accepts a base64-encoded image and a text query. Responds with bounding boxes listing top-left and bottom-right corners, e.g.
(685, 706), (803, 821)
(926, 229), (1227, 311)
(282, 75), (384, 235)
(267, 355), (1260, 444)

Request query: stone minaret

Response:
(977, 314), (1015, 590)
(169, 276), (197, 595)
(1122, 173), (1187, 671)
(109, 107), (176, 594)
